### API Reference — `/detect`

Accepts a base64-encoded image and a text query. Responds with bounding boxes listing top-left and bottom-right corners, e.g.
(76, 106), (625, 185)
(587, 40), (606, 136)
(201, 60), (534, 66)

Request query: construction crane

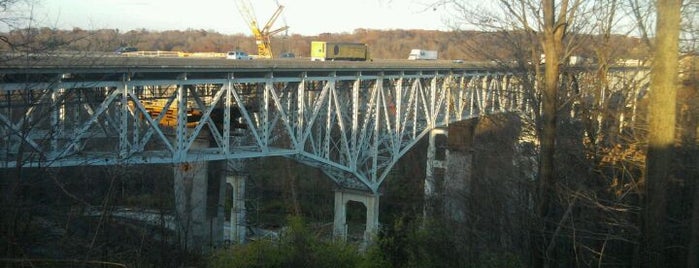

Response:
(235, 0), (289, 59)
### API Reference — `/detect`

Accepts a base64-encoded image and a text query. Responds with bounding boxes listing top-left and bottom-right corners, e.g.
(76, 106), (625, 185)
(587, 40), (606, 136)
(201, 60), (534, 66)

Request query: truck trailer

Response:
(408, 49), (438, 60)
(311, 41), (368, 61)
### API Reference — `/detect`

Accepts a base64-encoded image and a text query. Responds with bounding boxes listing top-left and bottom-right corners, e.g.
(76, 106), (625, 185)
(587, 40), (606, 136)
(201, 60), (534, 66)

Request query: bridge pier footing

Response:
(333, 189), (380, 246)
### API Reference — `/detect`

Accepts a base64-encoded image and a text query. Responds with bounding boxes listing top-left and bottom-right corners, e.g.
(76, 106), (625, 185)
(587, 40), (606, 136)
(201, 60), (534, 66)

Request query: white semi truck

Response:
(408, 49), (438, 60)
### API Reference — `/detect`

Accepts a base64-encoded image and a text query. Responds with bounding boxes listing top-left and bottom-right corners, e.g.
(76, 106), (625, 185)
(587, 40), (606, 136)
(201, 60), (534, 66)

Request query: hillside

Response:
(1, 27), (648, 61)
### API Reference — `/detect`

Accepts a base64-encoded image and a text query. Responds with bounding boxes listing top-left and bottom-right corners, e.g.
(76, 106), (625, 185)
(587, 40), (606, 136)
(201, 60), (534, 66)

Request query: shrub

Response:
(208, 216), (364, 268)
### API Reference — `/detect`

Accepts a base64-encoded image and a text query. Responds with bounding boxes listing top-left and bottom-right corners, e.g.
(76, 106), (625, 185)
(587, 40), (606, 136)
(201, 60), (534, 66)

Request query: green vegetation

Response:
(209, 217), (363, 268)
(209, 216), (525, 268)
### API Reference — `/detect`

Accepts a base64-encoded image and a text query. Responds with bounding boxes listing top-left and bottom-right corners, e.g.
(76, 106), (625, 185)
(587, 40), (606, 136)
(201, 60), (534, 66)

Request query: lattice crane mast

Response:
(234, 0), (289, 58)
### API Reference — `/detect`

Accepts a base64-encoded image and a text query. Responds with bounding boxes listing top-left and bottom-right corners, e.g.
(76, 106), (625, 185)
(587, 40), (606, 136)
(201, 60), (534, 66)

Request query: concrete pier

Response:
(444, 120), (478, 222)
(173, 160), (226, 252)
(333, 189), (380, 244)
(227, 175), (247, 244)
(424, 120), (478, 221)
(174, 162), (209, 252)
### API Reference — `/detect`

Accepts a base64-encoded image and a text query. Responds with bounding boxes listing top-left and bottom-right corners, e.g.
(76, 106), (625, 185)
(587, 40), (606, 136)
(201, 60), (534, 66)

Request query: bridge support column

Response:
(424, 128), (448, 219)
(424, 121), (478, 222)
(227, 174), (247, 244)
(174, 160), (226, 252)
(444, 121), (478, 222)
(174, 162), (208, 252)
(333, 189), (380, 245)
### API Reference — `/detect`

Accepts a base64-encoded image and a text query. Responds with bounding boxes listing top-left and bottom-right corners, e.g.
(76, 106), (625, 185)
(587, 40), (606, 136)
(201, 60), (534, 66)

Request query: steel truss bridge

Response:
(0, 56), (643, 193)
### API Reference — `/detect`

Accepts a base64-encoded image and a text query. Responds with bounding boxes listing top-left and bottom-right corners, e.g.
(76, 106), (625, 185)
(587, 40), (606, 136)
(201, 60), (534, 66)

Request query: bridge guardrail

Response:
(121, 51), (225, 58)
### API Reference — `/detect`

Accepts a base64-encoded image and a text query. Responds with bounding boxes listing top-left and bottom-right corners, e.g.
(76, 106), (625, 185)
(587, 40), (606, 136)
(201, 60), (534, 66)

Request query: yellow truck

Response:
(310, 41), (368, 61)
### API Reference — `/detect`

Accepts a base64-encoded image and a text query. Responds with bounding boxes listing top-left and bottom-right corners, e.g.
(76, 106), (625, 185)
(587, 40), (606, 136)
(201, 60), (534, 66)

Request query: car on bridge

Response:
(226, 51), (252, 60)
(280, 52), (295, 58)
(114, 46), (138, 55)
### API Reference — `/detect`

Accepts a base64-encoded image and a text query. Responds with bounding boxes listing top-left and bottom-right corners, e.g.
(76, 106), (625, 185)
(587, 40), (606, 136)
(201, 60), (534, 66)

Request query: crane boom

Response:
(234, 0), (289, 59)
(234, 0), (259, 34)
(263, 5), (284, 33)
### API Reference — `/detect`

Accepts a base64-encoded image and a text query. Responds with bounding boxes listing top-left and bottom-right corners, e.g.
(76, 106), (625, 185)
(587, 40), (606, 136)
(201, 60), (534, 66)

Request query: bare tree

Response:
(680, 2), (699, 266)
(529, 2), (588, 266)
(643, 0), (683, 266)
(1, 1), (182, 266)
(432, 0), (588, 265)
(425, 0), (678, 266)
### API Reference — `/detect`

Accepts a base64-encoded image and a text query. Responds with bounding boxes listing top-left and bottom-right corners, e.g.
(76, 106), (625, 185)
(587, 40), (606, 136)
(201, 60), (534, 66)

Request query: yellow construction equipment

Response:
(235, 0), (289, 59)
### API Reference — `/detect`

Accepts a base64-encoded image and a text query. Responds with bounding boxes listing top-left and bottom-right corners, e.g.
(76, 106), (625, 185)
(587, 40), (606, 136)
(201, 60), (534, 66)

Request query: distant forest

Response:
(2, 27), (650, 61)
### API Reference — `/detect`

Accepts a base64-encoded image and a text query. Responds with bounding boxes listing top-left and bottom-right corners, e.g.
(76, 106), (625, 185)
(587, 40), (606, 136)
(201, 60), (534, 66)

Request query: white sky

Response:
(29, 0), (453, 35)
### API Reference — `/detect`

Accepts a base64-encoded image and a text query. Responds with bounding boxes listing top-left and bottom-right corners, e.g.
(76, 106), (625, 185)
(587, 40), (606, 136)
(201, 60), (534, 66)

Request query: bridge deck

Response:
(0, 55), (491, 73)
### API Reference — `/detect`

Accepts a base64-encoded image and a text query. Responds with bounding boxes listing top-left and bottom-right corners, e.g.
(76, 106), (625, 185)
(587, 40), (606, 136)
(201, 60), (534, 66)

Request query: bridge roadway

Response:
(0, 54), (490, 72)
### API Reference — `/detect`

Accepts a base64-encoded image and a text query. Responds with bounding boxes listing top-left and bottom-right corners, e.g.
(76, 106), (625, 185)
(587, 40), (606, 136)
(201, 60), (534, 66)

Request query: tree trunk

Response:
(533, 1), (564, 266)
(643, 0), (681, 266)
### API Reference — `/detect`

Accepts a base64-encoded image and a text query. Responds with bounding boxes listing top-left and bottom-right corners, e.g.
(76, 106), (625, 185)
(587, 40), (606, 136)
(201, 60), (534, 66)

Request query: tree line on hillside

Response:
(1, 27), (648, 61)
